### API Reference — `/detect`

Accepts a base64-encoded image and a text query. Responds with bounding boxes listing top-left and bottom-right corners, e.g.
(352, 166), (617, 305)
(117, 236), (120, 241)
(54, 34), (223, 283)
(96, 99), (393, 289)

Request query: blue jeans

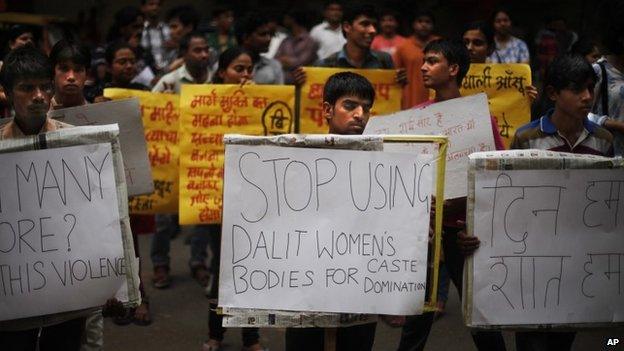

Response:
(150, 215), (213, 269)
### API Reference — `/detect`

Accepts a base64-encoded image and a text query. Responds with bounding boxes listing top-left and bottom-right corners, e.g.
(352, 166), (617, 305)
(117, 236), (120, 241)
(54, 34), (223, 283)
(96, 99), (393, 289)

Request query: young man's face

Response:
(493, 12), (512, 36)
(111, 48), (137, 85)
(413, 16), (433, 38)
(10, 77), (53, 128)
(184, 37), (210, 71)
(549, 80), (595, 121)
(54, 60), (87, 98)
(142, 0), (161, 20)
(244, 24), (272, 53)
(421, 51), (456, 89)
(323, 95), (372, 135)
(10, 32), (35, 50)
(344, 15), (377, 49)
(324, 4), (343, 25)
(380, 15), (399, 36)
(168, 18), (192, 44)
(216, 11), (234, 31)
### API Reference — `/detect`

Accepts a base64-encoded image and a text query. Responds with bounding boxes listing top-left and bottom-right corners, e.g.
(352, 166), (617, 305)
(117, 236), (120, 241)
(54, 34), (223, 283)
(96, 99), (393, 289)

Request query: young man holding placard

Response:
(0, 44), (84, 351)
(510, 54), (613, 351)
(285, 71), (378, 350)
(396, 39), (507, 351)
(49, 39), (90, 110)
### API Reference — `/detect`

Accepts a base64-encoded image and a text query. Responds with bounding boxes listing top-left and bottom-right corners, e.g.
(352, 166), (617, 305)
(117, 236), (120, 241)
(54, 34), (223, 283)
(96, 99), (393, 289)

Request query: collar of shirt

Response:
(336, 46), (380, 68)
(321, 21), (341, 33)
(1, 118), (60, 139)
(144, 20), (165, 30)
(540, 109), (596, 134)
(178, 64), (211, 84)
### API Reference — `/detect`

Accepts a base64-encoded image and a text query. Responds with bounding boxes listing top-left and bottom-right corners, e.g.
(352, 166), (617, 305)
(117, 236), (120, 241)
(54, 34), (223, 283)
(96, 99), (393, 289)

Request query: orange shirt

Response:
(394, 35), (440, 109)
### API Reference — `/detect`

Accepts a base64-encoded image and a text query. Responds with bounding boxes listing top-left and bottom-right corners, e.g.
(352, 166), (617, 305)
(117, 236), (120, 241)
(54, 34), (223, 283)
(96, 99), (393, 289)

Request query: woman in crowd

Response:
(201, 47), (264, 351)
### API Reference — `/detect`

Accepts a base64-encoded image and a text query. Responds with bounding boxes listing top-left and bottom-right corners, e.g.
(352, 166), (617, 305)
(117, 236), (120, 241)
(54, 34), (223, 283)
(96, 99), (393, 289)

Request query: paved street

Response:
(103, 231), (623, 351)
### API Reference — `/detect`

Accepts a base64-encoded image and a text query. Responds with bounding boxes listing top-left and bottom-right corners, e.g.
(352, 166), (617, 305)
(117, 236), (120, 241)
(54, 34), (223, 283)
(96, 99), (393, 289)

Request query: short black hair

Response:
(323, 72), (375, 106)
(166, 5), (199, 30)
(545, 54), (597, 92)
(8, 24), (36, 43)
(424, 39), (470, 85)
(463, 21), (495, 53)
(179, 31), (207, 54)
(235, 14), (270, 44)
(342, 3), (377, 24)
(490, 6), (513, 26)
(105, 41), (135, 65)
(412, 10), (435, 25)
(212, 6), (233, 19)
(323, 0), (342, 9)
(287, 10), (313, 30)
(49, 39), (92, 70)
(571, 36), (598, 57)
(0, 45), (51, 93)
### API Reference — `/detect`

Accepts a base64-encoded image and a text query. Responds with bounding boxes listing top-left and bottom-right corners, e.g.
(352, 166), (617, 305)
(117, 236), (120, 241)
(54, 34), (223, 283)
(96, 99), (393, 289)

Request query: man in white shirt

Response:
(310, 1), (346, 60)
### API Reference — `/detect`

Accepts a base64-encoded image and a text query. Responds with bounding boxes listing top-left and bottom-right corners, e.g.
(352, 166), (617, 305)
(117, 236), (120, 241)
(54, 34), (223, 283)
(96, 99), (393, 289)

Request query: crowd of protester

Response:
(0, 0), (623, 350)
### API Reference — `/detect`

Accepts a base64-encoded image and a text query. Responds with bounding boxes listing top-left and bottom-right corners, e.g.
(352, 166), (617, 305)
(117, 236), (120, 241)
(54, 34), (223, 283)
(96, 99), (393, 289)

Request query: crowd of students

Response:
(0, 0), (622, 350)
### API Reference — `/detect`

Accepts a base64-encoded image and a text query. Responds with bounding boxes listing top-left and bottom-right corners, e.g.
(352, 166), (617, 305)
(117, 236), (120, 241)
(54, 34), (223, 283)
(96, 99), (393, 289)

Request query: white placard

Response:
(49, 99), (153, 196)
(219, 144), (432, 315)
(470, 169), (624, 326)
(0, 143), (125, 321)
(364, 93), (495, 199)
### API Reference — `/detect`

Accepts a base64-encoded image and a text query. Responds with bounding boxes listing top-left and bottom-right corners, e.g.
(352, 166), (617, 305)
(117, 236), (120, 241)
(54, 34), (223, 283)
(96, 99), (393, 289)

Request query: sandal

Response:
(133, 299), (152, 326)
(113, 307), (134, 326)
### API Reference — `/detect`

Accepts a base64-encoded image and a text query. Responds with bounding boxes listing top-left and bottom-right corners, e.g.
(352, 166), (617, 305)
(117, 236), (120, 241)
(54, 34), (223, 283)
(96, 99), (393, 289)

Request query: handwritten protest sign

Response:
(461, 64), (532, 148)
(179, 85), (295, 225)
(219, 144), (432, 315)
(0, 143), (126, 321)
(364, 93), (494, 199)
(299, 67), (402, 134)
(104, 89), (180, 214)
(49, 99), (153, 196)
(465, 150), (624, 327)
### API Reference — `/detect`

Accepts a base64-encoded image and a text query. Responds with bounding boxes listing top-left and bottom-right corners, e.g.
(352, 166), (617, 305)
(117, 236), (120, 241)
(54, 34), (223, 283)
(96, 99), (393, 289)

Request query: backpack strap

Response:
(599, 61), (609, 116)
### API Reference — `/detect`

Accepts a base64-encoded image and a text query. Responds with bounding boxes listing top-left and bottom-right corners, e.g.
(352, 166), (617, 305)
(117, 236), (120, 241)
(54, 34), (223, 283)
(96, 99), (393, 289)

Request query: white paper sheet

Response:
(219, 144), (433, 315)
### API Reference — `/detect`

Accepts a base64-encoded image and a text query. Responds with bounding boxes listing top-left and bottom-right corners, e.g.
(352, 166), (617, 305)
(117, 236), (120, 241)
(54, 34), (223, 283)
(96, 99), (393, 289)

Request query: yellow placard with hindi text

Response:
(460, 63), (532, 148)
(104, 88), (180, 214)
(300, 67), (402, 134)
(179, 84), (295, 225)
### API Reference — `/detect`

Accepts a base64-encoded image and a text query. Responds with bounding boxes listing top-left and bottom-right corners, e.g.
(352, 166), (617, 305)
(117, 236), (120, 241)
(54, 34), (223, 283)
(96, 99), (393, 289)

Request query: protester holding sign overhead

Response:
(510, 54), (613, 351)
(396, 39), (506, 351)
(284, 72), (378, 351)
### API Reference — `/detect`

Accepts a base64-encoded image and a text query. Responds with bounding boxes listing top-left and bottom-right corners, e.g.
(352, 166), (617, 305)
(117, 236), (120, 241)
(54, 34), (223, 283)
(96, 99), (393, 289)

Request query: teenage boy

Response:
(237, 14), (284, 85)
(140, 0), (170, 73)
(285, 72), (377, 351)
(163, 5), (199, 73)
(511, 54), (613, 350)
(0, 44), (84, 351)
(49, 39), (90, 109)
(397, 39), (506, 351)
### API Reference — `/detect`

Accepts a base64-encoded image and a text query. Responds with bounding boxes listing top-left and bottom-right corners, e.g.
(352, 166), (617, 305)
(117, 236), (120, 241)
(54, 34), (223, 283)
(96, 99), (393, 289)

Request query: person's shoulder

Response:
(371, 50), (394, 68)
(514, 118), (542, 139)
(589, 121), (614, 143)
(309, 22), (326, 36)
(513, 36), (529, 48)
(314, 52), (340, 67)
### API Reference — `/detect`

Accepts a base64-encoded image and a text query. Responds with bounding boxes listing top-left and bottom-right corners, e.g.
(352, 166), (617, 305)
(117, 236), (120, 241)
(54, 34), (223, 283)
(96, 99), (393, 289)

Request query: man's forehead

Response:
(353, 15), (376, 24)
(16, 77), (51, 85)
(340, 95), (371, 104)
(424, 51), (445, 60)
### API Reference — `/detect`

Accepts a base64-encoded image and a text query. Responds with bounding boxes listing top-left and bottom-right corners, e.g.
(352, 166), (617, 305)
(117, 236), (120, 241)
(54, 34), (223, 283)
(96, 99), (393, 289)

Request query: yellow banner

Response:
(460, 63), (532, 148)
(299, 67), (402, 134)
(179, 84), (295, 225)
(104, 88), (180, 214)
